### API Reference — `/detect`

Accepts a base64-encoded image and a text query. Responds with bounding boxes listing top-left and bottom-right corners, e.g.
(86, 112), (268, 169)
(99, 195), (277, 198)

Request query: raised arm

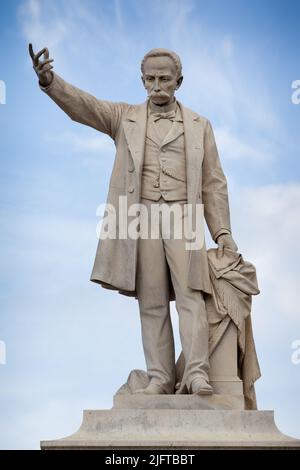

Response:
(29, 43), (127, 139)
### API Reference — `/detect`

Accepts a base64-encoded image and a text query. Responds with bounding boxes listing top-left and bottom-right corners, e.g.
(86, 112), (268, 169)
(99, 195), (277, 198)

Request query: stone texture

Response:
(113, 393), (245, 410)
(41, 408), (300, 449)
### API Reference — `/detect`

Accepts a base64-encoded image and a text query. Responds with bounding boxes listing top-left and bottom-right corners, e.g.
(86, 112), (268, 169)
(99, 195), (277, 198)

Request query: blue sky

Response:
(0, 0), (299, 449)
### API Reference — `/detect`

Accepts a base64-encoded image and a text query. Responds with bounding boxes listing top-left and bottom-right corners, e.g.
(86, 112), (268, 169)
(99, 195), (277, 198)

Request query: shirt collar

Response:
(147, 99), (183, 122)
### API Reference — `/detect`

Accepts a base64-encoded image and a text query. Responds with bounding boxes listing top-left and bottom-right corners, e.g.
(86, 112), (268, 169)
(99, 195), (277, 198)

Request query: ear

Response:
(176, 75), (183, 90)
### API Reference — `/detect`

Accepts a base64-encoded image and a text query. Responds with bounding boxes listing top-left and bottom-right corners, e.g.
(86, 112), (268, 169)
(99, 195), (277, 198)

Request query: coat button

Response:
(128, 167), (134, 173)
(161, 148), (166, 153)
(128, 187), (134, 193)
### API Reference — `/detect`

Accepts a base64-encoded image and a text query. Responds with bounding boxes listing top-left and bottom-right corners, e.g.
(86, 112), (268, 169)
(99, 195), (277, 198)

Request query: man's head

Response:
(141, 48), (183, 106)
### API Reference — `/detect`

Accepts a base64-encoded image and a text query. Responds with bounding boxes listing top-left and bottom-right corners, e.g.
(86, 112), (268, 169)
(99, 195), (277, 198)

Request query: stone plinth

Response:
(113, 393), (245, 410)
(41, 396), (300, 449)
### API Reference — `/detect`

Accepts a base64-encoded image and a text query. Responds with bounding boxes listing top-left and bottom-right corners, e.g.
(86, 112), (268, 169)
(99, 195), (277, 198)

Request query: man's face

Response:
(142, 55), (182, 106)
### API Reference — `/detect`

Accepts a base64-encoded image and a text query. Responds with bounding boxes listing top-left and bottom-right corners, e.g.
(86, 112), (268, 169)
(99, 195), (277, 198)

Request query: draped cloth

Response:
(175, 248), (261, 409)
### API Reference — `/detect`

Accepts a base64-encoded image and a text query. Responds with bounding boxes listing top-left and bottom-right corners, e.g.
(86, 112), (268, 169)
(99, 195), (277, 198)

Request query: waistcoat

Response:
(141, 102), (187, 201)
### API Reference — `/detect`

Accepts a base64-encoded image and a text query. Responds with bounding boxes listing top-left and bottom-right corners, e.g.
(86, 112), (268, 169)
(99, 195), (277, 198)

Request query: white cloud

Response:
(19, 0), (68, 50)
(45, 130), (114, 154)
(215, 126), (275, 162)
(232, 183), (300, 324)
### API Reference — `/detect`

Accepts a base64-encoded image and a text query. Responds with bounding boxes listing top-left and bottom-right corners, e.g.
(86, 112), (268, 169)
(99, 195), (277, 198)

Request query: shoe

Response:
(134, 383), (168, 395)
(190, 377), (213, 395)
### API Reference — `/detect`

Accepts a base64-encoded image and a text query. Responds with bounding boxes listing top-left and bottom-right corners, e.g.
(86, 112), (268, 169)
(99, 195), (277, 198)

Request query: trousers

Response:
(136, 197), (210, 393)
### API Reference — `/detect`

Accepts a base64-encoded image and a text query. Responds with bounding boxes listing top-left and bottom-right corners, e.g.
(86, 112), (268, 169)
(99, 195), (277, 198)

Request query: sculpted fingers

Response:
(39, 64), (53, 74)
(44, 48), (49, 60)
(28, 43), (35, 61)
(34, 47), (46, 60)
(37, 59), (54, 73)
(37, 58), (54, 68)
(220, 235), (238, 253)
(225, 236), (238, 252)
(34, 47), (47, 63)
(29, 46), (54, 86)
(233, 243), (238, 251)
(231, 239), (238, 251)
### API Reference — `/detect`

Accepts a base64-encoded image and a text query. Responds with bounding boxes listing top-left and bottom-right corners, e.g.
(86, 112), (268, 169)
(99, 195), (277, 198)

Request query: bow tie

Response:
(152, 110), (176, 122)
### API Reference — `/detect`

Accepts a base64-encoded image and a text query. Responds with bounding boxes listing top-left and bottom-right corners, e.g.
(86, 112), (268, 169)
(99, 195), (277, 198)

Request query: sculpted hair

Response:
(141, 48), (182, 77)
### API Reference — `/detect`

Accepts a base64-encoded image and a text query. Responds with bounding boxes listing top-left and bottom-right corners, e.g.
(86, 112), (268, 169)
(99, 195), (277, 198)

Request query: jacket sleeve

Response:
(40, 73), (128, 140)
(202, 119), (232, 241)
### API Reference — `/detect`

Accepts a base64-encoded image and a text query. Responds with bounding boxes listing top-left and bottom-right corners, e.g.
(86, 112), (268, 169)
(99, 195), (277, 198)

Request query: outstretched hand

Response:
(29, 43), (54, 87)
(217, 233), (238, 258)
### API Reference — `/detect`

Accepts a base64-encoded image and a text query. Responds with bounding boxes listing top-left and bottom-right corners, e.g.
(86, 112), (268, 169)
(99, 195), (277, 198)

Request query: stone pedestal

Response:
(208, 322), (244, 396)
(41, 321), (299, 449)
(41, 396), (300, 449)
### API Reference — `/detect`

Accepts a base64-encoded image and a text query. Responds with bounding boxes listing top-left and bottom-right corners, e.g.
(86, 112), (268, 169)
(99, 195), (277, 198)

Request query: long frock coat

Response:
(42, 74), (231, 298)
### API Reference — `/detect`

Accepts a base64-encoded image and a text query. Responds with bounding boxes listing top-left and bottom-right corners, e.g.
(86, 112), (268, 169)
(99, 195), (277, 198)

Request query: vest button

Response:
(128, 187), (134, 193)
(128, 167), (134, 173)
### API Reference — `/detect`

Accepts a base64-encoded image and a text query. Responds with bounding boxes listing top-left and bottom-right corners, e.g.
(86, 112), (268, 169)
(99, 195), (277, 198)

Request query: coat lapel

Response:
(179, 101), (204, 205)
(147, 120), (162, 147)
(161, 121), (184, 147)
(123, 102), (148, 174)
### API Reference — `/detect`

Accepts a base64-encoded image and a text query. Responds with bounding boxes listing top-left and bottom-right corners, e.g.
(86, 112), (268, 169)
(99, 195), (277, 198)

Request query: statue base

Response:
(41, 395), (300, 449)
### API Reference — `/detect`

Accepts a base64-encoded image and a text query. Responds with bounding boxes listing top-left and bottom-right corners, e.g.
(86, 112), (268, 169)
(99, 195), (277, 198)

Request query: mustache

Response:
(148, 90), (170, 99)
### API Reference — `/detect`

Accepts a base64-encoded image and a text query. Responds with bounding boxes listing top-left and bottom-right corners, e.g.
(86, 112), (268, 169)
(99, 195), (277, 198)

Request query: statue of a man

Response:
(29, 45), (238, 396)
